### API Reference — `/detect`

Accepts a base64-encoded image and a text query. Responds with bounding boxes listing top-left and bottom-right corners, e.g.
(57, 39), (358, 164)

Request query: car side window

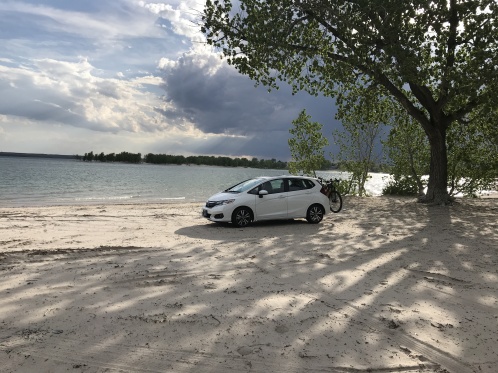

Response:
(261, 179), (285, 194)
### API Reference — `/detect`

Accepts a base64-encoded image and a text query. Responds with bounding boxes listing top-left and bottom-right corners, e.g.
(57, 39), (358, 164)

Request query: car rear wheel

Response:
(306, 204), (324, 224)
(232, 207), (253, 227)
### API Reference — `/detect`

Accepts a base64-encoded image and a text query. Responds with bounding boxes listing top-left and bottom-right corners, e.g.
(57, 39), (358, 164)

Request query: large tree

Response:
(202, 0), (498, 204)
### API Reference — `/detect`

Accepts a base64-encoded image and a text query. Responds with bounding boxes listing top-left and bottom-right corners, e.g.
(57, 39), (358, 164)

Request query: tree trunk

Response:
(420, 124), (451, 204)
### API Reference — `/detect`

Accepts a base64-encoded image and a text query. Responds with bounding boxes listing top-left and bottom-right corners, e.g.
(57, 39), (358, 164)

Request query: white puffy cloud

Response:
(0, 58), (173, 133)
(139, 0), (205, 39)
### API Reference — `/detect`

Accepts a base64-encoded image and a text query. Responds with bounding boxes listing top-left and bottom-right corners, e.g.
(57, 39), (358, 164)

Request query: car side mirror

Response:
(259, 190), (268, 198)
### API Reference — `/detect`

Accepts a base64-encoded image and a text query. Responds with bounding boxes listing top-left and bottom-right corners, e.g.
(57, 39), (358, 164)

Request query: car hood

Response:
(208, 192), (240, 202)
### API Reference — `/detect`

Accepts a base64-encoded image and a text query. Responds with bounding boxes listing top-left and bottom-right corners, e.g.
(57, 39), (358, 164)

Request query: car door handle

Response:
(279, 195), (286, 198)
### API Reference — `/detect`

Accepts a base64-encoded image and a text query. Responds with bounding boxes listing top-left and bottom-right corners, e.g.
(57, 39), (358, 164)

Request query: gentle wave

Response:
(74, 195), (140, 201)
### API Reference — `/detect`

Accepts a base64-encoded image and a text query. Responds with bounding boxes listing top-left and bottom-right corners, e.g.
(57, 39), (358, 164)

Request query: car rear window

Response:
(303, 179), (316, 189)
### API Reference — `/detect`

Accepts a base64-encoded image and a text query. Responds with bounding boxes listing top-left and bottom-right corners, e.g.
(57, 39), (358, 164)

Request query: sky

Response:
(0, 0), (342, 161)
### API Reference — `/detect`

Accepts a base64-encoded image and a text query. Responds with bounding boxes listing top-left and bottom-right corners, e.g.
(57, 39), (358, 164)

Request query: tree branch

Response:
(437, 0), (458, 110)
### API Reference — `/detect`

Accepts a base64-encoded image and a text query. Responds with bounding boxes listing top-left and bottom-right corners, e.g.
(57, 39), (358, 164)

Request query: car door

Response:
(286, 178), (314, 218)
(254, 179), (288, 220)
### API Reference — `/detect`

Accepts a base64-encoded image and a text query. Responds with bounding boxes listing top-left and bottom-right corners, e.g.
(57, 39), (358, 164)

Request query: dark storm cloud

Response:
(162, 58), (273, 135)
(159, 53), (342, 159)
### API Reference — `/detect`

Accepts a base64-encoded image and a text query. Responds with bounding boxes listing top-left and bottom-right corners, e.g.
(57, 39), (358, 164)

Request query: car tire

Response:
(232, 207), (253, 227)
(306, 204), (324, 224)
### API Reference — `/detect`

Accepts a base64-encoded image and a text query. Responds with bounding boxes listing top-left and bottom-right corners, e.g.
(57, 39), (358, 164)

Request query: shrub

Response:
(382, 175), (419, 196)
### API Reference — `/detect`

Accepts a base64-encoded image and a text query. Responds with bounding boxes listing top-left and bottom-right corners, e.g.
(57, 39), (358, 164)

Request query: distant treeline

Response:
(0, 151), (76, 159)
(82, 151), (141, 163)
(81, 151), (290, 169)
(144, 153), (288, 169)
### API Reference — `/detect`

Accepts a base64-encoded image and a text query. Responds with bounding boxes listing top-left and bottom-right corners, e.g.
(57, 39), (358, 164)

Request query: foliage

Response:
(381, 99), (429, 196)
(330, 177), (357, 197)
(83, 151), (142, 163)
(382, 175), (420, 196)
(83, 151), (94, 162)
(288, 109), (329, 177)
(143, 153), (287, 169)
(446, 111), (498, 197)
(336, 178), (352, 196)
(202, 0), (498, 204)
(332, 91), (384, 196)
(332, 126), (383, 196)
(82, 151), (142, 164)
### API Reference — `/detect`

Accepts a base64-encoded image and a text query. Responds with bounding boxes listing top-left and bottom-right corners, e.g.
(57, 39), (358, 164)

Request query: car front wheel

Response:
(232, 207), (253, 227)
(306, 204), (324, 224)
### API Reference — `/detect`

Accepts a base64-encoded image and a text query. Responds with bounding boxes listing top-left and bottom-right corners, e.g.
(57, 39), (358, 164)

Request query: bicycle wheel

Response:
(329, 191), (342, 213)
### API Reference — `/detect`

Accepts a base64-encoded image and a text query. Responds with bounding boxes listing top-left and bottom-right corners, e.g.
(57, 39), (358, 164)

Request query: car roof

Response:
(285, 175), (316, 179)
(255, 175), (316, 180)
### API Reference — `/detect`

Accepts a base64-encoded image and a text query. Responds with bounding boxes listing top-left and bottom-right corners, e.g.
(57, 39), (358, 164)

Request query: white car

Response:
(202, 175), (329, 227)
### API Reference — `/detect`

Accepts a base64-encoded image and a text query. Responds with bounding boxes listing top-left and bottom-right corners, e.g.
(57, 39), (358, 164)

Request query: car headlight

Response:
(216, 199), (235, 206)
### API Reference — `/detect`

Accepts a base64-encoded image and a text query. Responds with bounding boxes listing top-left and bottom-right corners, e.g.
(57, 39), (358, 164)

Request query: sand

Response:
(0, 196), (497, 373)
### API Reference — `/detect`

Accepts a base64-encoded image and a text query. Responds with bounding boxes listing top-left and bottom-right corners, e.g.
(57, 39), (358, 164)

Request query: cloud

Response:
(0, 58), (174, 133)
(0, 0), (187, 74)
(0, 1), (341, 160)
(139, 0), (205, 40)
(159, 51), (302, 135)
(156, 49), (340, 158)
(0, 1), (163, 40)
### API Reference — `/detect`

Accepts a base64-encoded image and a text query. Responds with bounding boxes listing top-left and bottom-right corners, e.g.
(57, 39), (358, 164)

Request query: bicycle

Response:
(317, 177), (343, 213)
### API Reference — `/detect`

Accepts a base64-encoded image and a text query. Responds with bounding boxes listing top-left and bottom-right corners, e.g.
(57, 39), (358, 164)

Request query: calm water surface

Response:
(2, 157), (346, 207)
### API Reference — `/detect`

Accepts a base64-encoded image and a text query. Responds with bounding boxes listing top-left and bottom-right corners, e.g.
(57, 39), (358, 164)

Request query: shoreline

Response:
(1, 191), (496, 210)
(1, 197), (497, 372)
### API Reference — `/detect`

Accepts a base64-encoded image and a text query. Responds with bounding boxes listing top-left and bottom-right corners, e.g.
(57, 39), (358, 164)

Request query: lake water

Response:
(0, 156), (389, 208)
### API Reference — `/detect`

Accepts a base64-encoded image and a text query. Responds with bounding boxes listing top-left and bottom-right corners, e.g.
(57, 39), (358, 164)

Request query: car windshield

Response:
(225, 178), (266, 193)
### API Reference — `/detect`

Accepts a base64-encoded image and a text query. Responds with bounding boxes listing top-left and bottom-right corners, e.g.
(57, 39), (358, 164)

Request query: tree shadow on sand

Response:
(0, 197), (496, 372)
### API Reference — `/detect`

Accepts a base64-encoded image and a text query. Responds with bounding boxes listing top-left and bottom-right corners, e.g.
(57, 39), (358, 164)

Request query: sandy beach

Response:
(0, 196), (497, 372)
